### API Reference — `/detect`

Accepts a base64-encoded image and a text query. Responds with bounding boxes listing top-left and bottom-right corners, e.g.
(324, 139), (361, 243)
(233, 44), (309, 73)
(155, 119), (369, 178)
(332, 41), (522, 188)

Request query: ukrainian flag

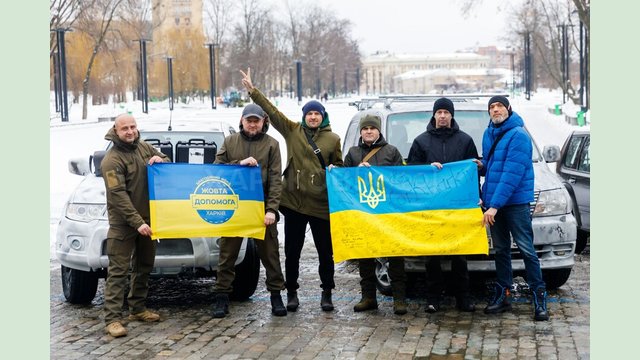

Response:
(327, 160), (488, 263)
(148, 163), (266, 239)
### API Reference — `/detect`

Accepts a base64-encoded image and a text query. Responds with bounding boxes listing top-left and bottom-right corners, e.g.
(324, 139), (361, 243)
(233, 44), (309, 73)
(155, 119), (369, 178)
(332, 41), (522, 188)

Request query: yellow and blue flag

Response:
(327, 160), (488, 263)
(148, 163), (266, 239)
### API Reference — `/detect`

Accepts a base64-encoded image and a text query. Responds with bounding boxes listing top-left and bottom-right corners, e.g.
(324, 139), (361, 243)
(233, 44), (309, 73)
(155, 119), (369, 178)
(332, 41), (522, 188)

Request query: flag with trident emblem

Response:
(326, 160), (488, 263)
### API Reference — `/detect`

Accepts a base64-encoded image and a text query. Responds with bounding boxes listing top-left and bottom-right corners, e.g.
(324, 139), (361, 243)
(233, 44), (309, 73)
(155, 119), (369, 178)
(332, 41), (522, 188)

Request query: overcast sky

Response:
(311, 0), (520, 55)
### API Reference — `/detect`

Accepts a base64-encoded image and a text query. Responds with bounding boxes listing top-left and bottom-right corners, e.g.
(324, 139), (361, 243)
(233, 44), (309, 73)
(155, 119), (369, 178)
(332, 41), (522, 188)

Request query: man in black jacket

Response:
(407, 97), (479, 313)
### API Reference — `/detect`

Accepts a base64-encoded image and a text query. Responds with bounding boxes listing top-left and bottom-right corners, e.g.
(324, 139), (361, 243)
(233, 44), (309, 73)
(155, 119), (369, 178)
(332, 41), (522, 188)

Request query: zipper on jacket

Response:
(311, 174), (315, 185)
(296, 170), (300, 189)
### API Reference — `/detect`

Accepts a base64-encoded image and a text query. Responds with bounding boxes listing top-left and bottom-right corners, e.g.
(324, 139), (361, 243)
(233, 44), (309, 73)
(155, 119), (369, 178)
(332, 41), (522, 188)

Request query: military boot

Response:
(320, 289), (334, 311)
(533, 287), (549, 321)
(484, 283), (512, 314)
(393, 296), (408, 315)
(212, 293), (229, 318)
(270, 291), (287, 316)
(353, 295), (378, 312)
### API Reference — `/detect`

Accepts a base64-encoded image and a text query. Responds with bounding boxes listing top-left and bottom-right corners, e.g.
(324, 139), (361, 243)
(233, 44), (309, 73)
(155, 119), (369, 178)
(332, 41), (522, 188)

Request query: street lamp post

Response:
(343, 69), (347, 96)
(315, 63), (321, 99)
(510, 50), (516, 96)
(206, 43), (218, 110)
(134, 39), (151, 113)
(523, 32), (532, 101)
(295, 60), (302, 104)
(166, 57), (174, 111)
(331, 64), (336, 98)
(52, 28), (71, 122)
(288, 66), (293, 99)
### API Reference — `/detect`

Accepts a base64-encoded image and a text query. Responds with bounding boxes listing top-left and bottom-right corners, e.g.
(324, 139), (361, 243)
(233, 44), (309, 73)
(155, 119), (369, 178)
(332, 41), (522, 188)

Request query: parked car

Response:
(55, 119), (262, 304)
(554, 128), (590, 254)
(344, 95), (577, 291)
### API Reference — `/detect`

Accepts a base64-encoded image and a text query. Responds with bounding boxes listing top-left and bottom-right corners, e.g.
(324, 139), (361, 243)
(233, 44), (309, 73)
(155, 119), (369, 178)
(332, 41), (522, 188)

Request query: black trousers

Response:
(280, 206), (335, 291)
(359, 257), (405, 299)
(425, 255), (471, 300)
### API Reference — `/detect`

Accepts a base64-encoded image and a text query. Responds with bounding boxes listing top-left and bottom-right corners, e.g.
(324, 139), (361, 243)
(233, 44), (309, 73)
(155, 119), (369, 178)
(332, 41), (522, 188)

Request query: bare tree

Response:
(458, 0), (589, 106)
(50, 0), (95, 57)
(75, 0), (125, 119)
(203, 0), (234, 45)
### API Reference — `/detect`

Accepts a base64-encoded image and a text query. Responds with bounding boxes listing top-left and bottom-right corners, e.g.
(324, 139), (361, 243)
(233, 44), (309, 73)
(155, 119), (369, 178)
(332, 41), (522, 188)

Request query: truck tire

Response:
(374, 258), (393, 296)
(229, 239), (260, 301)
(542, 268), (572, 290)
(61, 265), (99, 304)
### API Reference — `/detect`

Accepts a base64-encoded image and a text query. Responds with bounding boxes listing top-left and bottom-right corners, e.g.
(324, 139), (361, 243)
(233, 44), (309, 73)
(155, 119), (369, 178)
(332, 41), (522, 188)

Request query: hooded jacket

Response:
(344, 134), (403, 167)
(407, 117), (478, 165)
(249, 88), (343, 220)
(214, 128), (282, 219)
(101, 127), (169, 230)
(480, 111), (534, 209)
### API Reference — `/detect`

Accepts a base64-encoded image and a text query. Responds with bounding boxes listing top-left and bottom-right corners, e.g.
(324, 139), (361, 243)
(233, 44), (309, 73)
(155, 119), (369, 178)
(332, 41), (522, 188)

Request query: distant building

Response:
(362, 49), (516, 94)
(152, 0), (204, 54)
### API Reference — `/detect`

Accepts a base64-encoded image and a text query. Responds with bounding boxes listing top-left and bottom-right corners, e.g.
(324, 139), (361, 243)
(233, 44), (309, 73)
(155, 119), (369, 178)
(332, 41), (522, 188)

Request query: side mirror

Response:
(542, 145), (561, 163)
(90, 151), (107, 177)
(68, 157), (91, 176)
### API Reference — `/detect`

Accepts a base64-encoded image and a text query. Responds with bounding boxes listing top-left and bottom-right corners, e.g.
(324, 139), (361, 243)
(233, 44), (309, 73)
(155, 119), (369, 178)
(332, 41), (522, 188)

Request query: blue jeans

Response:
(489, 204), (545, 291)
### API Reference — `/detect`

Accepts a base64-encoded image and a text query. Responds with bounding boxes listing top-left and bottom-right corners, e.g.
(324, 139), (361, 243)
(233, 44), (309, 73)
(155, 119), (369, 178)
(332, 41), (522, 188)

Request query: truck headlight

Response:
(65, 203), (107, 222)
(533, 189), (570, 217)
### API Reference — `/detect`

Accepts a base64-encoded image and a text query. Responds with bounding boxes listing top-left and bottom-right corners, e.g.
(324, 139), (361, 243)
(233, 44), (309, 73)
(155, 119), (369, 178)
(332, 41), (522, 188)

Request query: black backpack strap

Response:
(305, 131), (327, 168)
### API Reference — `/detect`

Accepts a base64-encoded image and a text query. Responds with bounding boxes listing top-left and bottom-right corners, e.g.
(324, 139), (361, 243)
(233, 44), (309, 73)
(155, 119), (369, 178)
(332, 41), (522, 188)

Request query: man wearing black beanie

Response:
(407, 97), (480, 313)
(481, 96), (549, 321)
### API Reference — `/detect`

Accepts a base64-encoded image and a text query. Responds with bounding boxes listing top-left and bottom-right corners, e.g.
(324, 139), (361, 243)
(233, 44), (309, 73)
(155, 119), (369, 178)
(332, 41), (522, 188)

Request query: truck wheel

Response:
(61, 265), (99, 304)
(374, 258), (393, 296)
(542, 268), (572, 290)
(230, 239), (260, 301)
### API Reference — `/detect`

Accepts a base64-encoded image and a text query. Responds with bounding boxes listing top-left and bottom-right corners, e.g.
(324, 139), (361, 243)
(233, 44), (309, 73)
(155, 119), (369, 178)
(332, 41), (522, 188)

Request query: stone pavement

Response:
(50, 242), (589, 359)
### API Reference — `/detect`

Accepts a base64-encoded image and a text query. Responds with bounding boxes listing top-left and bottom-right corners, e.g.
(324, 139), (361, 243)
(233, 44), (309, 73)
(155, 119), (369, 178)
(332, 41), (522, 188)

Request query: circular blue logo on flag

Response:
(190, 176), (239, 224)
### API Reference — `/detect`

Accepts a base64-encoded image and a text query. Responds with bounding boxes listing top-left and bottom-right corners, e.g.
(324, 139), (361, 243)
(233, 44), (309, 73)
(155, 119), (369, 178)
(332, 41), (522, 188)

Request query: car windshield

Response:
(385, 110), (542, 161)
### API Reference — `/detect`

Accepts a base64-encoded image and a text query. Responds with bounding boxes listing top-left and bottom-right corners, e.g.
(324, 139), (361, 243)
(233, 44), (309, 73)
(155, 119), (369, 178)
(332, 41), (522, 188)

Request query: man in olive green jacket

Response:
(211, 103), (287, 318)
(101, 114), (169, 338)
(241, 68), (343, 312)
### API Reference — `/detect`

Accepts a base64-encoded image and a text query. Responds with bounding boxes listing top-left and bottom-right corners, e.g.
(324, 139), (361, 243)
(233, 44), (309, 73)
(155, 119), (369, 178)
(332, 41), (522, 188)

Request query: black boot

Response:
(321, 289), (334, 311)
(456, 295), (476, 312)
(286, 292), (299, 312)
(533, 287), (549, 321)
(484, 284), (512, 314)
(425, 296), (441, 313)
(270, 291), (287, 316)
(212, 293), (229, 318)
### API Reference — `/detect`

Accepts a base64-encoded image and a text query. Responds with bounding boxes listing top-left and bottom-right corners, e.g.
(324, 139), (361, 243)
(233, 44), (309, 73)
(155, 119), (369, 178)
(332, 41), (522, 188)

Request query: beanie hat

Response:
(488, 95), (512, 115)
(433, 97), (455, 118)
(302, 100), (326, 118)
(359, 114), (382, 131)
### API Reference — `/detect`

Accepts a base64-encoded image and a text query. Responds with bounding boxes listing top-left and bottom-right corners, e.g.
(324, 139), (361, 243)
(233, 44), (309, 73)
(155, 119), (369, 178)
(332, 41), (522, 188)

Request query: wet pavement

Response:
(50, 238), (590, 359)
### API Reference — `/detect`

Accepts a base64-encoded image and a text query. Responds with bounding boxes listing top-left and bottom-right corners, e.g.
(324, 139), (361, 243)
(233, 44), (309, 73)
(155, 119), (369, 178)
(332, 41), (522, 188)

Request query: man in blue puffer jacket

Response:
(480, 96), (549, 321)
